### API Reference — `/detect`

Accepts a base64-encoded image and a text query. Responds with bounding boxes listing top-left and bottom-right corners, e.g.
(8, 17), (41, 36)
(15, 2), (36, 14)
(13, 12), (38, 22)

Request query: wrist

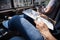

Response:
(40, 31), (56, 40)
(45, 32), (56, 40)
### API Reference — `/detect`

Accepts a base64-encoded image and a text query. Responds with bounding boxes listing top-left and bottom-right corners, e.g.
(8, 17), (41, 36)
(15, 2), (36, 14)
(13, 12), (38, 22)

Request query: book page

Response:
(23, 9), (54, 30)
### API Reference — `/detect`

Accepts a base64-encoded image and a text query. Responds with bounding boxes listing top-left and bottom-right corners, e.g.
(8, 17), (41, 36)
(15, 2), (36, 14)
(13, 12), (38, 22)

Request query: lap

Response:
(3, 15), (44, 40)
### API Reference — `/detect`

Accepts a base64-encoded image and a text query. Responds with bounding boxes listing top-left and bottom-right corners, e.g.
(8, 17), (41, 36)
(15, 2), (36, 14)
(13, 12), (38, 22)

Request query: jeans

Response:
(9, 36), (24, 40)
(3, 15), (44, 40)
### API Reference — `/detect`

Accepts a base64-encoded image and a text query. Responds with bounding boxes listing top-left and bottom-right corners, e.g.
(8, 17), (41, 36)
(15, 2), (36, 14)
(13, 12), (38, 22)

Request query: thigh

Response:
(9, 36), (24, 40)
(8, 15), (44, 40)
(20, 18), (44, 40)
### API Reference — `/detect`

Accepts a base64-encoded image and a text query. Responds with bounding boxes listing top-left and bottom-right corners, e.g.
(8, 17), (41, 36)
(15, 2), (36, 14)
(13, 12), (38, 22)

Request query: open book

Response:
(22, 9), (54, 30)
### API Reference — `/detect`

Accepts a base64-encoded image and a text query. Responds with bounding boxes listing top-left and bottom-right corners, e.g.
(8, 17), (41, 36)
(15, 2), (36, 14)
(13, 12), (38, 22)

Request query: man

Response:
(34, 0), (60, 40)
(2, 15), (44, 40)
(35, 9), (60, 40)
(2, 0), (60, 40)
(34, 21), (56, 40)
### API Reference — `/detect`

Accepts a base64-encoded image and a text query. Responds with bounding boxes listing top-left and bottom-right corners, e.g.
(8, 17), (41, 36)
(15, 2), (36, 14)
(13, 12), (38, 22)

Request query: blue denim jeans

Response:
(3, 15), (44, 40)
(9, 36), (24, 40)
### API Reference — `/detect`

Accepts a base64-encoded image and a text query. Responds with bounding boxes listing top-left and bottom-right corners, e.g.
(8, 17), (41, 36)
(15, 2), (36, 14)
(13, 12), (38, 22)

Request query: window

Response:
(40, 0), (50, 7)
(0, 0), (12, 10)
(13, 0), (33, 8)
(34, 0), (41, 6)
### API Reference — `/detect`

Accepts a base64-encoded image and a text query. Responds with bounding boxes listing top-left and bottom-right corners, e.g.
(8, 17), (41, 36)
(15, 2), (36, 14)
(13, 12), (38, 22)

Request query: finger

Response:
(36, 24), (44, 30)
(40, 14), (48, 19)
(43, 23), (49, 29)
(34, 21), (39, 25)
(35, 21), (44, 27)
(38, 22), (45, 26)
(36, 25), (43, 31)
(34, 21), (48, 29)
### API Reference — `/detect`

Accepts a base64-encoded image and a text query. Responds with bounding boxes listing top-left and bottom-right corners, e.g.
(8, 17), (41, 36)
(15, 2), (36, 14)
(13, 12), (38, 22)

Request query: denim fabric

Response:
(2, 20), (9, 29)
(8, 15), (44, 40)
(9, 36), (24, 40)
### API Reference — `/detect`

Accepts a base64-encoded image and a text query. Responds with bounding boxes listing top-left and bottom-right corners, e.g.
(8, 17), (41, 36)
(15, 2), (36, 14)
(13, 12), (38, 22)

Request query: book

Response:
(23, 9), (54, 30)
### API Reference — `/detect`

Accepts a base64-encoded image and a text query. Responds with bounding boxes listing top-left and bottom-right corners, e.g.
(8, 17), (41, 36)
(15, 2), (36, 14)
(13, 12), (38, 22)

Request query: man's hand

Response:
(40, 14), (56, 24)
(34, 21), (56, 40)
(34, 21), (50, 37)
